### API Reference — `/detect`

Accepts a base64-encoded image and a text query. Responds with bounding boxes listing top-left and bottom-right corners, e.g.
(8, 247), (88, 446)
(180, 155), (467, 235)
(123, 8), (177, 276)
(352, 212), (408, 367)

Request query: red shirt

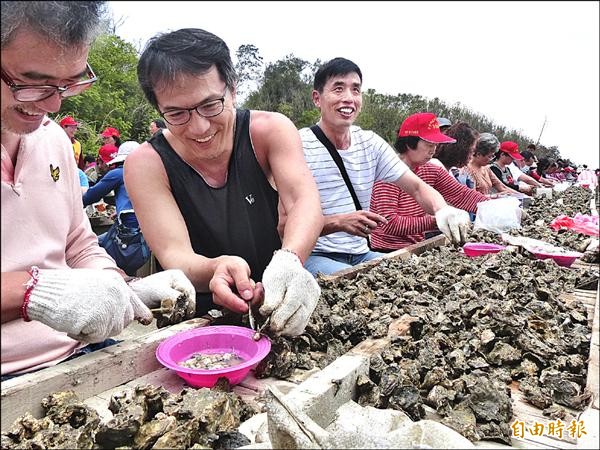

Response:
(370, 163), (488, 250)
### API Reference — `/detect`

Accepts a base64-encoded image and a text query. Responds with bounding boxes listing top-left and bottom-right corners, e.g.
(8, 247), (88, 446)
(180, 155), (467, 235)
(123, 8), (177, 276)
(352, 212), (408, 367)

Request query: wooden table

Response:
(2, 236), (598, 449)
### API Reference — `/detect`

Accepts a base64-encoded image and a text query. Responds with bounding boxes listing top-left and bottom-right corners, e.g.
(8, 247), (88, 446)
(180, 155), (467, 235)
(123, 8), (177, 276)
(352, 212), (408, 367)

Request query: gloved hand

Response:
(434, 205), (471, 244)
(26, 269), (152, 343)
(128, 270), (196, 325)
(259, 250), (320, 336)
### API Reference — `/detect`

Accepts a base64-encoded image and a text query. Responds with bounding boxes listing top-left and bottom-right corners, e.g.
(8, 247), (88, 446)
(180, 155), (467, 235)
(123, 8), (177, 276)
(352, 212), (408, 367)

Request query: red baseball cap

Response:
(398, 112), (456, 144)
(100, 127), (120, 138)
(499, 141), (524, 161)
(59, 116), (79, 127)
(98, 144), (118, 163)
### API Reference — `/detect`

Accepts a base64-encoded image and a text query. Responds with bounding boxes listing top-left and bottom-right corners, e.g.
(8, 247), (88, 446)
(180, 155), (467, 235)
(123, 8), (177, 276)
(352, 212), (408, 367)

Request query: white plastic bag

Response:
(552, 182), (571, 192)
(474, 197), (522, 233)
(535, 187), (553, 199)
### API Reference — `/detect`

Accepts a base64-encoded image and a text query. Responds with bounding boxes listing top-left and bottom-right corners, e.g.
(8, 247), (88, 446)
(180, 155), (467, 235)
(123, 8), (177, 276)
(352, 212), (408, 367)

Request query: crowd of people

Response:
(2, 1), (598, 378)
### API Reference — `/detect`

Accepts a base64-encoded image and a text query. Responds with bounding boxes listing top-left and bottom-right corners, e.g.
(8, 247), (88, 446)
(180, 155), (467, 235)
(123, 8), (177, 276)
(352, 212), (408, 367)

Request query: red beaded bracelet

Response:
(21, 266), (40, 322)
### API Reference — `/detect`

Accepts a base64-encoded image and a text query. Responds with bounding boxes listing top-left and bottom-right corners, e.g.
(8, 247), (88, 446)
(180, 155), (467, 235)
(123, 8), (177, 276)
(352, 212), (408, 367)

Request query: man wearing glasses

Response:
(1, 1), (195, 378)
(126, 28), (324, 337)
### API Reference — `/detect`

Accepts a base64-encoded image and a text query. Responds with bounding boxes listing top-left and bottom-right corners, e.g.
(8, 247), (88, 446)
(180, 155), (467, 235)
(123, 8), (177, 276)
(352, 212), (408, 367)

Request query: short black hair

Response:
(394, 136), (420, 154)
(536, 157), (552, 175)
(313, 57), (362, 93)
(496, 151), (513, 160)
(521, 150), (535, 160)
(138, 28), (237, 110)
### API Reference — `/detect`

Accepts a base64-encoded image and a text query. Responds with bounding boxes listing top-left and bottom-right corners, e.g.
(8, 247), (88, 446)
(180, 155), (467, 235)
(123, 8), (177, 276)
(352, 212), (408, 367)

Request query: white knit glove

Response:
(434, 205), (471, 244)
(26, 269), (153, 343)
(259, 250), (320, 336)
(128, 270), (196, 322)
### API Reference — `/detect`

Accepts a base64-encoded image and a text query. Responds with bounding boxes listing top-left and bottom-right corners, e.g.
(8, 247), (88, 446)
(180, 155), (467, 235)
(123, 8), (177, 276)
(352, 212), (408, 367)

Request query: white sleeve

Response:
(372, 133), (409, 183)
(508, 163), (524, 180)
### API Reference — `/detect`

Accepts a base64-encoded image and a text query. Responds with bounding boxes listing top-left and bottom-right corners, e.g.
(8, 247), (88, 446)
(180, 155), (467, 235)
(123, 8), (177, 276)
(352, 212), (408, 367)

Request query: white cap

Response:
(107, 141), (140, 165)
(437, 117), (452, 128)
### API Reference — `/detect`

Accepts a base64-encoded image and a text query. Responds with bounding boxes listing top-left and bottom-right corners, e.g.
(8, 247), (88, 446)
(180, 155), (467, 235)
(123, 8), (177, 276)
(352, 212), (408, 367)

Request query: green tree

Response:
(211, 43), (568, 162)
(535, 145), (561, 162)
(357, 90), (404, 142)
(244, 54), (315, 126)
(57, 34), (153, 158)
(235, 44), (264, 101)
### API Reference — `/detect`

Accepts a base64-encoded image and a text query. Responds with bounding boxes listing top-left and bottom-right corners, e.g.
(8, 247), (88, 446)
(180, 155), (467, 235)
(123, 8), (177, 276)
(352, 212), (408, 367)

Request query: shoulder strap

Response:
(310, 125), (363, 211)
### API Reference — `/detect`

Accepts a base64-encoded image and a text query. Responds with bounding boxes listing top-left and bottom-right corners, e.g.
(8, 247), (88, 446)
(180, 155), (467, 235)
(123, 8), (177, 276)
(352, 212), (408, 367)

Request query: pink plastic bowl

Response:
(530, 250), (582, 267)
(463, 242), (506, 257)
(156, 325), (271, 388)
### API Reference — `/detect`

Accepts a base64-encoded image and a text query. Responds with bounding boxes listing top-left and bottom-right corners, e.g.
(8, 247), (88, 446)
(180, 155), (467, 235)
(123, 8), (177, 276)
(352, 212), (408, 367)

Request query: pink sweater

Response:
(1, 118), (117, 375)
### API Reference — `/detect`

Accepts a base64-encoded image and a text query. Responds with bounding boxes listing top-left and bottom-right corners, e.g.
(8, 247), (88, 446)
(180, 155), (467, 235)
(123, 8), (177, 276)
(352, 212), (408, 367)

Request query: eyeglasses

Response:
(160, 88), (227, 126)
(1, 63), (97, 102)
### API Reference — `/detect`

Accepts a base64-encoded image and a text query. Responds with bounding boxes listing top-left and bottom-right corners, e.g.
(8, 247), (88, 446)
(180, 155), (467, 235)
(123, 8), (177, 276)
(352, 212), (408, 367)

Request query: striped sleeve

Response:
(366, 131), (408, 183)
(370, 181), (437, 250)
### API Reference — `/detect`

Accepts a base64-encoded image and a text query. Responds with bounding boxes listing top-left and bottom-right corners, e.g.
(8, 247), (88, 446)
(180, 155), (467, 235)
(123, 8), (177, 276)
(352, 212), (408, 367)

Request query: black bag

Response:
(310, 124), (372, 249)
(310, 125), (363, 211)
(100, 213), (150, 276)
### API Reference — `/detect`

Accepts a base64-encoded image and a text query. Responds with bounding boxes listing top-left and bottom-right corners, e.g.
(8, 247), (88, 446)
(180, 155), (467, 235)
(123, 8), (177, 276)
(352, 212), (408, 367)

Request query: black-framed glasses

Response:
(0, 63), (97, 102)
(160, 88), (227, 126)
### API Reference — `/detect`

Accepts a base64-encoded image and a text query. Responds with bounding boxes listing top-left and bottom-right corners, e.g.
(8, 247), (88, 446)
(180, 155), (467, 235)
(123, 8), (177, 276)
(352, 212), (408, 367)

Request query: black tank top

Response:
(149, 109), (281, 282)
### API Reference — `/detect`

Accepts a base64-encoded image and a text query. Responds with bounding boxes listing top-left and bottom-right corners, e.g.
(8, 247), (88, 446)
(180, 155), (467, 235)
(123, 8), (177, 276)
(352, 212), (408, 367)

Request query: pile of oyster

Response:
(256, 245), (596, 444)
(1, 382), (254, 449)
(179, 352), (244, 370)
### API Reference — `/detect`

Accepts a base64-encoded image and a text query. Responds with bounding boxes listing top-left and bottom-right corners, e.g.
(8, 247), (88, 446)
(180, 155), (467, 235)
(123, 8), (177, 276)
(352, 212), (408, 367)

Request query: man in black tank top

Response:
(125, 28), (324, 337)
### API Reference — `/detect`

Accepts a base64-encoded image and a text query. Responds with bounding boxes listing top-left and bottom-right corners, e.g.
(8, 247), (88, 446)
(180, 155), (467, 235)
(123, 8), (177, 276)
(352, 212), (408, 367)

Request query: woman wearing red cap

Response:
(95, 127), (121, 183)
(370, 113), (489, 251)
(59, 115), (84, 170)
(489, 141), (526, 193)
(100, 126), (121, 148)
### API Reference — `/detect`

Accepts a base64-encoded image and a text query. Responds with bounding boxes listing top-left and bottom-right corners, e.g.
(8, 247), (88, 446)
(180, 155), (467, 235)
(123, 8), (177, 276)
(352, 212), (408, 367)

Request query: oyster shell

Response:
(2, 392), (99, 449)
(1, 384), (253, 450)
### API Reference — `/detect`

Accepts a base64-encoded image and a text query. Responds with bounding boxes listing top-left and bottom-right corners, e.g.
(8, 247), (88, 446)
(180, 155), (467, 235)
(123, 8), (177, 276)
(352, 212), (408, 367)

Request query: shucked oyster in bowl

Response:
(156, 325), (271, 388)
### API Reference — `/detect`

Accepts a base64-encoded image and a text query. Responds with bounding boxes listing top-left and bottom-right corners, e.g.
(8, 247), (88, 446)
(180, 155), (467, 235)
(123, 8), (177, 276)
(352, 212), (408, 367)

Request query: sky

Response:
(109, 1), (599, 168)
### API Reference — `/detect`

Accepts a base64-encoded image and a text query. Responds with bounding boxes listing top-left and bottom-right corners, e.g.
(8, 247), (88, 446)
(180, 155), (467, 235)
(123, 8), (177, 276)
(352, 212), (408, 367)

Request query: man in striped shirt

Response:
(299, 58), (471, 276)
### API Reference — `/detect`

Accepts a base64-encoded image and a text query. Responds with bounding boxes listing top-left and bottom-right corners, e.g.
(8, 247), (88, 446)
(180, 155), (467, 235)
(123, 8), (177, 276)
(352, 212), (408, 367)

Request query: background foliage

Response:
(236, 45), (564, 163)
(54, 34), (155, 158)
(50, 34), (566, 164)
